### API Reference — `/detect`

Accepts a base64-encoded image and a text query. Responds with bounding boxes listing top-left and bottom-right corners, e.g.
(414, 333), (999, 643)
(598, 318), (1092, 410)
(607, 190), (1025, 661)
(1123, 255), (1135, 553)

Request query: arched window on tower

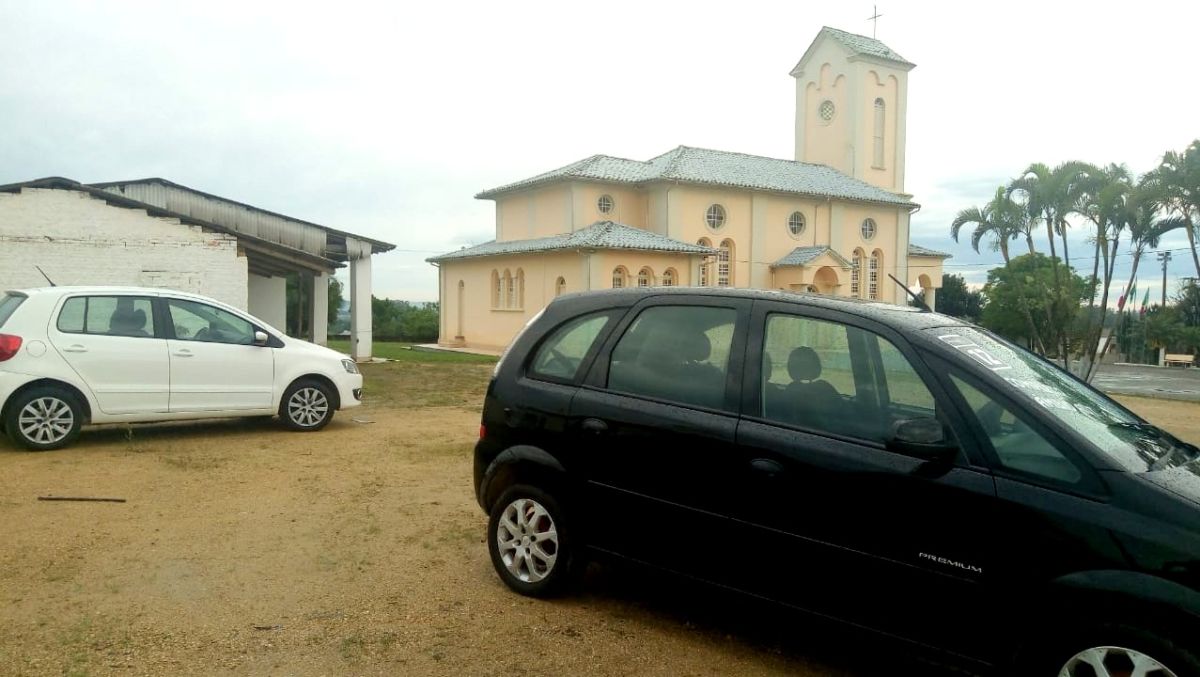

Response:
(718, 239), (734, 287)
(851, 248), (865, 298)
(873, 98), (886, 169)
(502, 269), (514, 308)
(555, 276), (566, 297)
(697, 238), (712, 286)
(869, 250), (882, 300)
(661, 268), (677, 287)
(637, 267), (653, 287)
(612, 266), (628, 289)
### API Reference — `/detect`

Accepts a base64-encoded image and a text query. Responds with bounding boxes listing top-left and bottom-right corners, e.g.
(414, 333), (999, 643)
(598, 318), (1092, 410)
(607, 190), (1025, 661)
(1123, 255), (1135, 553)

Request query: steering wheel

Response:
(194, 327), (210, 341)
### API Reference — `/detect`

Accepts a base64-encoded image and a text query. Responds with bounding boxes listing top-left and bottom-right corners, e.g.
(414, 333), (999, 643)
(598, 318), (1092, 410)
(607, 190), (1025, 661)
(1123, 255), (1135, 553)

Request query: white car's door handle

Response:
(62, 345), (88, 353)
(173, 350), (193, 358)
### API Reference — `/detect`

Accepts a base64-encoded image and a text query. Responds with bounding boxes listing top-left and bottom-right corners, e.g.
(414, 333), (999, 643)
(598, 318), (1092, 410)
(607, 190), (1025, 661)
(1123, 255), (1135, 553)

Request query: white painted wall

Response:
(0, 188), (248, 308)
(247, 273), (287, 330)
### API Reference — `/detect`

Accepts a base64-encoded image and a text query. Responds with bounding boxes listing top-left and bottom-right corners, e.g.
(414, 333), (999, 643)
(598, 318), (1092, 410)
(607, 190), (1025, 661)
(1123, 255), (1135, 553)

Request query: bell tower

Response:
(791, 27), (914, 193)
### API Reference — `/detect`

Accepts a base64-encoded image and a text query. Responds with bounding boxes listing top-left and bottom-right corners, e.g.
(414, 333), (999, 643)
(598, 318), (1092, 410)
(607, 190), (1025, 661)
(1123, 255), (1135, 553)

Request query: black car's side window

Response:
(760, 313), (937, 443)
(528, 312), (612, 382)
(57, 296), (157, 338)
(947, 373), (1083, 485)
(607, 305), (736, 409)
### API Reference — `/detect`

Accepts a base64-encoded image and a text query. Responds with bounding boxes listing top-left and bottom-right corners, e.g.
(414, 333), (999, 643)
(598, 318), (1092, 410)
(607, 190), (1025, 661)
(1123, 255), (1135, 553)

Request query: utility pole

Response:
(1157, 251), (1172, 307)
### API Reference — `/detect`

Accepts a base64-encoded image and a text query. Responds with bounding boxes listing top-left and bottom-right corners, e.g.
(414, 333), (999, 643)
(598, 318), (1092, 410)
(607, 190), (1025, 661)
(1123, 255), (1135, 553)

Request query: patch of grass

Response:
(327, 340), (497, 364)
(358, 362), (492, 409)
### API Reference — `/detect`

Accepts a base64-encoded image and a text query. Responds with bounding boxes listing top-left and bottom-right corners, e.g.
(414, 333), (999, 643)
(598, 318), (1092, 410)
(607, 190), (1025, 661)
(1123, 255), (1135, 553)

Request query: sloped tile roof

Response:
(908, 243), (952, 258)
(820, 27), (914, 67)
(476, 146), (915, 207)
(773, 246), (855, 269)
(427, 221), (717, 262)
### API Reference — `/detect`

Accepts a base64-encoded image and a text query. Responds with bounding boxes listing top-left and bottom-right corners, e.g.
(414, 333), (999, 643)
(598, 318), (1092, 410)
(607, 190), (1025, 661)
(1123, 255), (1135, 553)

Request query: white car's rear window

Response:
(0, 293), (25, 329)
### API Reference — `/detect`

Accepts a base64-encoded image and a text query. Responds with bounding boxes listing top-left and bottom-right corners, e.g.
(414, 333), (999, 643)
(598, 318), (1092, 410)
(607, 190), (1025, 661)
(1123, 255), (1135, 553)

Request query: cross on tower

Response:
(868, 5), (883, 39)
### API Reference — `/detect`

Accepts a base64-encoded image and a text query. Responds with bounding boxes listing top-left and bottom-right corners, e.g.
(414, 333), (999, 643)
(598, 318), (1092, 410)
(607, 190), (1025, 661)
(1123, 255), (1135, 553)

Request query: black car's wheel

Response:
(487, 484), (574, 597)
(4, 386), (84, 451)
(279, 379), (335, 431)
(1034, 623), (1200, 677)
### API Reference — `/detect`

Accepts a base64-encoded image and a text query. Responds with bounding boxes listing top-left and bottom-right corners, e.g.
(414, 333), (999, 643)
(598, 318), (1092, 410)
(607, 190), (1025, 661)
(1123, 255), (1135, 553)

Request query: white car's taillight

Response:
(0, 334), (22, 362)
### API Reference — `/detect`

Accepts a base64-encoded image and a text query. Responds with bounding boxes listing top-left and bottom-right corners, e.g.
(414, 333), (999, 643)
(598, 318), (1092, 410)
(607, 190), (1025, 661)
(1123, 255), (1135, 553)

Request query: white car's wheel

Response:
(4, 386), (84, 451)
(280, 379), (335, 431)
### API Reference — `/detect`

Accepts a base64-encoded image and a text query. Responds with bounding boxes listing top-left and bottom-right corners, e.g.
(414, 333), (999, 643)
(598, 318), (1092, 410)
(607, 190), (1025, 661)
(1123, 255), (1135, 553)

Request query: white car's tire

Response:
(279, 379), (335, 432)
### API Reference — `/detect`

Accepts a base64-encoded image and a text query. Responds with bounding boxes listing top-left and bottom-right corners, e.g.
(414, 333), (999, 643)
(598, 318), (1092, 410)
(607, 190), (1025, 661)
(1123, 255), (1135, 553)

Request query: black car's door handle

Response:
(581, 418), (609, 434)
(749, 458), (784, 478)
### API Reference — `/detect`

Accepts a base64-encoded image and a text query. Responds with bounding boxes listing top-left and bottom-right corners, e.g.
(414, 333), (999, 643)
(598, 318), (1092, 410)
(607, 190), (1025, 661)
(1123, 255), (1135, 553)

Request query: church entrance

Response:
(811, 266), (840, 295)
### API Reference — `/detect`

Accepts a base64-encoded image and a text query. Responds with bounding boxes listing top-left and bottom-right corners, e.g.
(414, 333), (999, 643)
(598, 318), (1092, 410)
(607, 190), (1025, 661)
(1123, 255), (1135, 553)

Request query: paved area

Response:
(1092, 363), (1200, 402)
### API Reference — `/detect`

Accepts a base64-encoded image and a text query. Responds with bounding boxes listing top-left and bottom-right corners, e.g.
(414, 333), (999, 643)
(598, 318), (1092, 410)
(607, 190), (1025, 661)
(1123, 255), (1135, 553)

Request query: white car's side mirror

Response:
(253, 330), (269, 347)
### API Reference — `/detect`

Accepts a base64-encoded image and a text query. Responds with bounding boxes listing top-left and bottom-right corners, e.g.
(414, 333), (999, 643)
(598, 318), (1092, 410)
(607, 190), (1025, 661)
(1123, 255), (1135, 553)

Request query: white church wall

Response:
(0, 187), (248, 309)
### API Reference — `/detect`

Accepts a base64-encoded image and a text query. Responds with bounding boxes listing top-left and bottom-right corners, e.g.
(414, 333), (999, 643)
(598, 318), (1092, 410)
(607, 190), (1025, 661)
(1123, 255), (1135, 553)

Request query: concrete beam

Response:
(312, 272), (329, 346)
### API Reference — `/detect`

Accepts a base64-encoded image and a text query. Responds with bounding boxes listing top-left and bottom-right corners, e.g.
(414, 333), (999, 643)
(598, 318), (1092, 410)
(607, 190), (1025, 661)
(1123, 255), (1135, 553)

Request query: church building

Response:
(429, 26), (948, 351)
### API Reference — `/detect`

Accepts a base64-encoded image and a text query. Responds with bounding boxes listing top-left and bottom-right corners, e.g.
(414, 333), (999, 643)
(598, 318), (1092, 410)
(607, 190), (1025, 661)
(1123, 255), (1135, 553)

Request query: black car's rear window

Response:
(0, 293), (26, 328)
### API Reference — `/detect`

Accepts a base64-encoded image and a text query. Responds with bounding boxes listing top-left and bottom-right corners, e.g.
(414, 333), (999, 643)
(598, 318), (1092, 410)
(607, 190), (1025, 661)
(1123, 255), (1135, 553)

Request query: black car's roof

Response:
(555, 287), (968, 332)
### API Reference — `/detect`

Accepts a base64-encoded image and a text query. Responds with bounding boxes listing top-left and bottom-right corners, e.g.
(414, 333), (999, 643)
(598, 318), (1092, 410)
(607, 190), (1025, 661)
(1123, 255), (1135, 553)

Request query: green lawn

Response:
(326, 340), (497, 364)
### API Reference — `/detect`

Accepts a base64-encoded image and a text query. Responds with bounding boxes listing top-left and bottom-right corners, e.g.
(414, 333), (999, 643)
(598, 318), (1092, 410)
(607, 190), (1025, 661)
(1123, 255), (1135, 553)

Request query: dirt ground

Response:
(1, 362), (1197, 677)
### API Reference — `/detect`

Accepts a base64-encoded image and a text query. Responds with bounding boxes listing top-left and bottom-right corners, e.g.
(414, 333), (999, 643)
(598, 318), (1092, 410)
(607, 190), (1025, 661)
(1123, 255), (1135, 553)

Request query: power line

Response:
(940, 245), (1197, 268)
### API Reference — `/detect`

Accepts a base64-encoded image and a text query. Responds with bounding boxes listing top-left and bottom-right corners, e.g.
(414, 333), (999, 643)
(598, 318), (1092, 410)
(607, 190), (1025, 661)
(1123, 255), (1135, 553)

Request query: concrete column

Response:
(311, 272), (329, 346)
(750, 194), (769, 288)
(347, 237), (373, 362)
(925, 286), (937, 312)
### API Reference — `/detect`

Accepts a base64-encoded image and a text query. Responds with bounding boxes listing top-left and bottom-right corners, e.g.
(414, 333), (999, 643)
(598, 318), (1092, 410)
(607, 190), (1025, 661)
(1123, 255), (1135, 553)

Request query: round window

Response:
(861, 218), (877, 240)
(705, 204), (726, 229)
(787, 211), (806, 237)
(819, 100), (836, 123)
(597, 194), (614, 214)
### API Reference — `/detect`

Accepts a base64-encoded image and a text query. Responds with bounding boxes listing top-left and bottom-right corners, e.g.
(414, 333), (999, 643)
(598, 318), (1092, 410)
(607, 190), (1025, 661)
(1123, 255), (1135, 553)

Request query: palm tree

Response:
(1143, 140), (1200, 278)
(1009, 161), (1091, 365)
(1075, 164), (1134, 379)
(950, 187), (1029, 264)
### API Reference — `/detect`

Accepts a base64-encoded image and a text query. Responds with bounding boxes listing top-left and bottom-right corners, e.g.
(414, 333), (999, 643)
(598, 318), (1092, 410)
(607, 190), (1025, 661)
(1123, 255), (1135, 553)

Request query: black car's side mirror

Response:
(887, 417), (957, 463)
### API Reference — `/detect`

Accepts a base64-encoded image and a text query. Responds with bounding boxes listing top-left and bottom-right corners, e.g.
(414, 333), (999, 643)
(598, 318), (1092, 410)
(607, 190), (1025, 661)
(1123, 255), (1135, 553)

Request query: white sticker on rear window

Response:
(936, 334), (1012, 372)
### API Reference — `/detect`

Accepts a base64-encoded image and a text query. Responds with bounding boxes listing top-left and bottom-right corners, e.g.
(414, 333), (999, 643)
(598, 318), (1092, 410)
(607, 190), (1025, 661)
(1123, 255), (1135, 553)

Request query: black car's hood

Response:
(1140, 464), (1200, 507)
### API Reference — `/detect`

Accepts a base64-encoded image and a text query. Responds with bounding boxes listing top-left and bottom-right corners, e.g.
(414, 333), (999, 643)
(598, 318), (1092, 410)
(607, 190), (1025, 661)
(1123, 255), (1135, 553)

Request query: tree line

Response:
(947, 139), (1200, 380)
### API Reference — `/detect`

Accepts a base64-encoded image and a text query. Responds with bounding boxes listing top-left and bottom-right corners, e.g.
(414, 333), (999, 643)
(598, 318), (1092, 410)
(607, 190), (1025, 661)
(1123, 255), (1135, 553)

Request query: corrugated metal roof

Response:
(476, 146), (915, 207)
(773, 246), (855, 268)
(908, 243), (952, 258)
(427, 221), (717, 262)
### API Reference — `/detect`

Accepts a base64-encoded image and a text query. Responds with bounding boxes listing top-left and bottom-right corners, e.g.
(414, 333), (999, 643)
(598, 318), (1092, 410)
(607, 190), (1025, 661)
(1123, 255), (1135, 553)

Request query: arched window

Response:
(502, 269), (514, 309)
(555, 276), (566, 297)
(612, 266), (627, 289)
(718, 239), (734, 287)
(697, 238), (712, 286)
(661, 268), (677, 287)
(869, 250), (882, 300)
(491, 270), (501, 308)
(637, 267), (653, 287)
(515, 268), (525, 309)
(851, 248), (864, 298)
(873, 98), (886, 169)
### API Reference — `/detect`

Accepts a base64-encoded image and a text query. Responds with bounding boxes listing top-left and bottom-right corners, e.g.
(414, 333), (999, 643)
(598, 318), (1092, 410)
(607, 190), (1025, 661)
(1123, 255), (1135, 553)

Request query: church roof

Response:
(908, 243), (952, 258)
(476, 146), (915, 208)
(773, 246), (855, 269)
(818, 27), (914, 67)
(426, 220), (717, 262)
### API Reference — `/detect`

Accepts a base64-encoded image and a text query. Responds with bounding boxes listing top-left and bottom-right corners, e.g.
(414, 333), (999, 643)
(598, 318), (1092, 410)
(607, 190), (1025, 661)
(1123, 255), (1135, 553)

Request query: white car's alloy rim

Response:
(288, 387), (329, 427)
(18, 397), (74, 444)
(1058, 645), (1176, 677)
(496, 498), (558, 583)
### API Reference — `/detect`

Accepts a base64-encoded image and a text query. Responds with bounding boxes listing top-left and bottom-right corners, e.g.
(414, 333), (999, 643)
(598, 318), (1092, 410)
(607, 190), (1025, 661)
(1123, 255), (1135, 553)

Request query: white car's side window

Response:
(167, 299), (255, 345)
(57, 296), (156, 338)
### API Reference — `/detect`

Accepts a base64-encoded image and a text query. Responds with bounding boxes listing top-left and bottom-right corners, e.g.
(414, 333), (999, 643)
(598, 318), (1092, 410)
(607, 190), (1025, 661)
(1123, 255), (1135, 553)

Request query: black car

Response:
(473, 288), (1200, 676)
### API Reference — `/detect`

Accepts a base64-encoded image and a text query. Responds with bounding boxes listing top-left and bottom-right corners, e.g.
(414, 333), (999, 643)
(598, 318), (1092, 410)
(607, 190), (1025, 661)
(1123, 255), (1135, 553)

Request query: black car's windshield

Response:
(928, 326), (1199, 473)
(0, 293), (25, 328)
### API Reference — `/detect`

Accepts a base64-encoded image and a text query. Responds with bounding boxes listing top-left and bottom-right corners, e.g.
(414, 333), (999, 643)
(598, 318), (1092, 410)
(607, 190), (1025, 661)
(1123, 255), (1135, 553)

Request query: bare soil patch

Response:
(1, 363), (1196, 676)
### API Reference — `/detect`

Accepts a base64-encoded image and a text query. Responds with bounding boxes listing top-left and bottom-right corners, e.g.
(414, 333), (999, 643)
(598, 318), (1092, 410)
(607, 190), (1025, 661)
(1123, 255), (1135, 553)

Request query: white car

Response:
(0, 286), (363, 450)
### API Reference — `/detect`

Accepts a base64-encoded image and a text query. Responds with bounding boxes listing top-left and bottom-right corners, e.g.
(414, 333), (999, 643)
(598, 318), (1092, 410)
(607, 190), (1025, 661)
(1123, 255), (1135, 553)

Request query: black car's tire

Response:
(4, 386), (84, 451)
(487, 484), (574, 598)
(279, 379), (335, 432)
(1027, 622), (1200, 677)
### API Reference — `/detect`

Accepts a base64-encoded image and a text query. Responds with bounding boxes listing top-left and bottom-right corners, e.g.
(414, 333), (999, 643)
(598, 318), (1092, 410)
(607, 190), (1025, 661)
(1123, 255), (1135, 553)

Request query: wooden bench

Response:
(1165, 353), (1195, 367)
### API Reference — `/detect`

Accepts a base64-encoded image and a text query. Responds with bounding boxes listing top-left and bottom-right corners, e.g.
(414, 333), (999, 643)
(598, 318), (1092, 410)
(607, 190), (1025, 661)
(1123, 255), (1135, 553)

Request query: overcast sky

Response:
(3, 0), (1198, 304)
